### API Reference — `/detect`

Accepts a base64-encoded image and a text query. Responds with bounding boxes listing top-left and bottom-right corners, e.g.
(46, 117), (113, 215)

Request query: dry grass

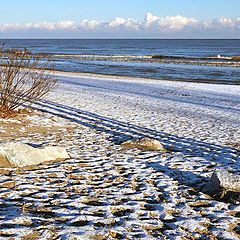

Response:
(21, 231), (41, 240)
(89, 234), (107, 240)
(0, 112), (74, 142)
(110, 206), (134, 217)
(189, 201), (212, 208)
(2, 181), (16, 189)
(0, 106), (18, 118)
(226, 141), (240, 150)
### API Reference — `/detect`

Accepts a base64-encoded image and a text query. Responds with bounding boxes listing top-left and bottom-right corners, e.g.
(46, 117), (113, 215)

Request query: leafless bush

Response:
(0, 48), (57, 117)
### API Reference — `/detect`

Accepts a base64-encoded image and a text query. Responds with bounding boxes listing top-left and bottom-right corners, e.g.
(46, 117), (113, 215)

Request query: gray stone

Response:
(203, 170), (240, 195)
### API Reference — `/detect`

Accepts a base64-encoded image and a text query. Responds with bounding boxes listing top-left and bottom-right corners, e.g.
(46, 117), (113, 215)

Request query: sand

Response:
(0, 72), (239, 239)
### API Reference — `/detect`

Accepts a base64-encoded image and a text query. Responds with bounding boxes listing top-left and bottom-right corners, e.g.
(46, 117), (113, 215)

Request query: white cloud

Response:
(80, 19), (101, 31)
(0, 13), (239, 38)
(203, 17), (240, 29)
(143, 13), (198, 31)
(108, 17), (139, 30)
(0, 21), (76, 31)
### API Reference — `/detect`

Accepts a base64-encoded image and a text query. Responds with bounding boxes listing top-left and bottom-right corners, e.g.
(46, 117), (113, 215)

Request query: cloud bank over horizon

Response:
(0, 13), (239, 38)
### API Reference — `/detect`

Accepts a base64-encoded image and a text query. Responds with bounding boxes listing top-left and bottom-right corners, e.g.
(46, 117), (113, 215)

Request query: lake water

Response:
(1, 39), (240, 84)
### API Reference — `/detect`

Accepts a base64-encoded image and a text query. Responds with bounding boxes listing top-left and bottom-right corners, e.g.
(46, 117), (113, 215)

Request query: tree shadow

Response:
(32, 99), (239, 172)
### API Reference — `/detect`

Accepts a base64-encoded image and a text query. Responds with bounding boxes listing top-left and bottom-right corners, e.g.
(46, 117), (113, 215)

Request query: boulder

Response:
(0, 142), (70, 168)
(121, 137), (166, 151)
(203, 170), (240, 195)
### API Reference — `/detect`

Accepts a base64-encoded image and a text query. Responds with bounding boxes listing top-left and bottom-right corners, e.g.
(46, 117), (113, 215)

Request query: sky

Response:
(0, 0), (239, 38)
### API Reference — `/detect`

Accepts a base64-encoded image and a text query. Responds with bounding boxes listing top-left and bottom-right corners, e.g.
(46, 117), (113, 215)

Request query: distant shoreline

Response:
(1, 38), (240, 40)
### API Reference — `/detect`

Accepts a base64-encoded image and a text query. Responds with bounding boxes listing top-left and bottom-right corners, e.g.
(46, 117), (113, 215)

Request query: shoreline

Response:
(50, 69), (240, 86)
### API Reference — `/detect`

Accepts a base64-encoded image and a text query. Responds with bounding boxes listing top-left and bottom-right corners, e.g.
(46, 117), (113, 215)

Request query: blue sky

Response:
(0, 0), (239, 38)
(1, 0), (239, 22)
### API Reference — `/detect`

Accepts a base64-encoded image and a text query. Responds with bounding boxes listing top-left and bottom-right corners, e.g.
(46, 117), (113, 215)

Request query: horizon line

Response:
(0, 38), (239, 40)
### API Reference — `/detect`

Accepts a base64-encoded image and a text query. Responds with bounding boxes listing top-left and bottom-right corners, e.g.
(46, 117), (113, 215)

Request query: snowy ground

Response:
(0, 72), (239, 239)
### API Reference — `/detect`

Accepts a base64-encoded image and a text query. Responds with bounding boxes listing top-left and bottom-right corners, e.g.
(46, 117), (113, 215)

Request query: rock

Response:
(0, 142), (70, 168)
(121, 137), (166, 151)
(50, 116), (59, 122)
(109, 230), (124, 239)
(203, 170), (240, 195)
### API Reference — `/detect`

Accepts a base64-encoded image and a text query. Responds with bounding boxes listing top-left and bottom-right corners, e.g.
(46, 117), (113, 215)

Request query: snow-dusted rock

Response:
(121, 137), (166, 151)
(0, 142), (70, 168)
(203, 170), (240, 194)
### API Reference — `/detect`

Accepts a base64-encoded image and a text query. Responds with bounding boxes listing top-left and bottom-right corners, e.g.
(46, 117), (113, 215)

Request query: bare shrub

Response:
(0, 48), (57, 117)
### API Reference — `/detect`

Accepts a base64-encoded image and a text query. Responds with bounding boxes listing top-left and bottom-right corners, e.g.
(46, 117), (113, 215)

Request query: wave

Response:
(33, 53), (240, 68)
(50, 54), (152, 59)
(43, 53), (239, 61)
(152, 54), (234, 61)
(47, 53), (237, 61)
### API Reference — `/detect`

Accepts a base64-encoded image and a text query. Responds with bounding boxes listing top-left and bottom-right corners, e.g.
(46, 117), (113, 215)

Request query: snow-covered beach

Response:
(0, 72), (239, 239)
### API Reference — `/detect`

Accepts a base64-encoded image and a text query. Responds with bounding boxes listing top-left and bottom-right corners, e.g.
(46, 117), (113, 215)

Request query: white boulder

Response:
(0, 142), (70, 168)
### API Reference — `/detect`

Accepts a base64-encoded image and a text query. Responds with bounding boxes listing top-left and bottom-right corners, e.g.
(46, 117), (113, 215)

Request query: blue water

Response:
(1, 39), (240, 83)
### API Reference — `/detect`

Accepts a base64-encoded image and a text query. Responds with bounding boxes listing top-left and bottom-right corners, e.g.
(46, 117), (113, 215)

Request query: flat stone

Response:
(0, 142), (70, 168)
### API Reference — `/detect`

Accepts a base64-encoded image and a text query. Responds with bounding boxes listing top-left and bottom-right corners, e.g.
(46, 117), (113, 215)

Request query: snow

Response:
(0, 72), (239, 239)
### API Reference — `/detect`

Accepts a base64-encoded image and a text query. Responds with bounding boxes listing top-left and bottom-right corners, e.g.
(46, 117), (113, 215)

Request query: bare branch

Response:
(0, 48), (57, 115)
